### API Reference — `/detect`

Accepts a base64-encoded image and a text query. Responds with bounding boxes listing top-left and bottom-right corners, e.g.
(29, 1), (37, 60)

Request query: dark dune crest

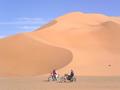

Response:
(35, 20), (57, 31)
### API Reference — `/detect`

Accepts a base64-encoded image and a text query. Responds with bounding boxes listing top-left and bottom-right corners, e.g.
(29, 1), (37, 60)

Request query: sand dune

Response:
(0, 12), (120, 76)
(32, 12), (120, 76)
(0, 34), (72, 76)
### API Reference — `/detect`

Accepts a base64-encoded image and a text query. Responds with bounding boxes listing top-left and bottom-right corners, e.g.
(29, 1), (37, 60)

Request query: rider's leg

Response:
(53, 75), (57, 81)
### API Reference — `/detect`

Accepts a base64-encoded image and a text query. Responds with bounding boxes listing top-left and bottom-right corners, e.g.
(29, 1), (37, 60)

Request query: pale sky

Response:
(0, 0), (119, 37)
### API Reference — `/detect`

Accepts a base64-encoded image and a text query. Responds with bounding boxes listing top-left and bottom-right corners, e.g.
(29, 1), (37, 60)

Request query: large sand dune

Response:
(0, 12), (120, 76)
(0, 34), (72, 76)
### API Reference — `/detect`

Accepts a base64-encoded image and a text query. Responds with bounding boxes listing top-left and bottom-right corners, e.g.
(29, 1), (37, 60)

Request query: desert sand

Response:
(0, 12), (120, 76)
(0, 34), (72, 76)
(0, 76), (120, 90)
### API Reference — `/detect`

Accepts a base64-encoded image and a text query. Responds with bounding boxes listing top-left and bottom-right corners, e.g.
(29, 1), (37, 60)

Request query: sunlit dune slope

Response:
(0, 34), (72, 76)
(0, 12), (120, 76)
(31, 12), (120, 76)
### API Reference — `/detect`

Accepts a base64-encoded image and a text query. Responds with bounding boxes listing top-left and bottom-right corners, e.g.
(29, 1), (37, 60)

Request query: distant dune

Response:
(0, 12), (120, 76)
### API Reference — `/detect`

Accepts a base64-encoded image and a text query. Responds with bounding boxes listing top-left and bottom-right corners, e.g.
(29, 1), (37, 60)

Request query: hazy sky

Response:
(0, 0), (119, 37)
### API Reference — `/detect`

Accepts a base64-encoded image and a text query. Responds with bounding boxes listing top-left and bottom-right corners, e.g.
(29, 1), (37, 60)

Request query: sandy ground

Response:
(0, 76), (120, 90)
